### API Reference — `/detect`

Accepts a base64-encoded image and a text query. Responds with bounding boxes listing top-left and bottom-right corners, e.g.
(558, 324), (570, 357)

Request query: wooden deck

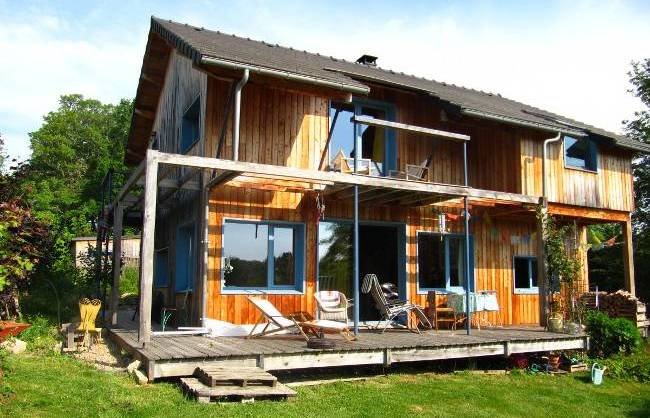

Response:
(107, 318), (588, 381)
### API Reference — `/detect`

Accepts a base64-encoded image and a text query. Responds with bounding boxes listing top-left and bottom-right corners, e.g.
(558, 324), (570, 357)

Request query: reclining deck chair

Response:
(361, 274), (432, 333)
(247, 297), (356, 341)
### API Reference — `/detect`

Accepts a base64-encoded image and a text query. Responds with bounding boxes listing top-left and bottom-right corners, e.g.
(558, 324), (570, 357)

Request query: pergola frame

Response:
(111, 140), (541, 344)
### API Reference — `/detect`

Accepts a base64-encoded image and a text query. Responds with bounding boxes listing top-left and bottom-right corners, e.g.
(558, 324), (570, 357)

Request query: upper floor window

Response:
(222, 220), (305, 292)
(513, 256), (538, 293)
(181, 97), (200, 153)
(329, 101), (396, 176)
(564, 135), (597, 172)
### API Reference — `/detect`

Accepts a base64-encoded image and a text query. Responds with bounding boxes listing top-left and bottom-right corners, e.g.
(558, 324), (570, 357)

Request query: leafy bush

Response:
(594, 344), (650, 382)
(585, 310), (641, 358)
(120, 266), (139, 295)
(17, 316), (59, 354)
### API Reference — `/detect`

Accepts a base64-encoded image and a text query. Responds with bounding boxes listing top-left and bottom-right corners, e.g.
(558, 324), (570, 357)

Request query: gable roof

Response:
(129, 17), (649, 159)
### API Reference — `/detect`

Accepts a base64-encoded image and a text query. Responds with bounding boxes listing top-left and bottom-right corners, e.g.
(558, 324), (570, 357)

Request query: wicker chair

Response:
(314, 291), (352, 322)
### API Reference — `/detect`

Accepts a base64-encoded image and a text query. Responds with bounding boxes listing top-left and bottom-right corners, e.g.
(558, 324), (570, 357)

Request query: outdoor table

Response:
(447, 291), (500, 329)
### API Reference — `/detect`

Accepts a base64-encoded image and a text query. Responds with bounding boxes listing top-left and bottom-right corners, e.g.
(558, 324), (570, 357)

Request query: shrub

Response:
(594, 344), (650, 382)
(585, 310), (641, 358)
(120, 266), (139, 295)
(17, 316), (59, 354)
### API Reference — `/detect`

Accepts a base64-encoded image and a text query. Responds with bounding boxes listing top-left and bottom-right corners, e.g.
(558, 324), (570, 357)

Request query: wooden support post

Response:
(139, 151), (158, 344)
(622, 217), (636, 296)
(537, 197), (549, 327)
(110, 203), (123, 326)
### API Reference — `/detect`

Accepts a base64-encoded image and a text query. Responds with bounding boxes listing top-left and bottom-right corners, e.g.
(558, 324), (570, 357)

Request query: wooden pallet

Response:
(180, 377), (296, 403)
(195, 366), (277, 387)
(560, 363), (588, 373)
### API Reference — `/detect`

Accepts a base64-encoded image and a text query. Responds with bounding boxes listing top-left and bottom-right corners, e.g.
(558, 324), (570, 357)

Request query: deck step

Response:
(195, 366), (277, 387)
(180, 377), (296, 403)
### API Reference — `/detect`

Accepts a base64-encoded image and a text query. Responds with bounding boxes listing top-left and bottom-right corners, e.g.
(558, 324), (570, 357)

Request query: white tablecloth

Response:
(447, 292), (499, 313)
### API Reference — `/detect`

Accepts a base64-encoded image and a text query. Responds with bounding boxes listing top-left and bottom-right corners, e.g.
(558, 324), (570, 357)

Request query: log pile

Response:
(580, 290), (648, 331)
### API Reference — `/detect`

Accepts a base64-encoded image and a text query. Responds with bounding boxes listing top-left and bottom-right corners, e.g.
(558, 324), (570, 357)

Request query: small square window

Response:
(564, 136), (597, 171)
(181, 97), (200, 153)
(514, 256), (538, 292)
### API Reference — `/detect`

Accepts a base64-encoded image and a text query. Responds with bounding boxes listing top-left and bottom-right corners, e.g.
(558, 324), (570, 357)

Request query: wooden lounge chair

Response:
(361, 274), (432, 333)
(314, 291), (352, 322)
(247, 297), (356, 341)
(389, 154), (432, 181)
(427, 290), (457, 331)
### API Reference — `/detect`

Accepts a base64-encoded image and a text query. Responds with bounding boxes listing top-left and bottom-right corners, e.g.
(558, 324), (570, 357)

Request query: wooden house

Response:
(109, 17), (648, 347)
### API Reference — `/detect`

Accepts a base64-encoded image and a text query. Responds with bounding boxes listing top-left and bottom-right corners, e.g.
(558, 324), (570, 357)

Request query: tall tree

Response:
(13, 94), (133, 320)
(24, 94), (132, 234)
(626, 58), (650, 303)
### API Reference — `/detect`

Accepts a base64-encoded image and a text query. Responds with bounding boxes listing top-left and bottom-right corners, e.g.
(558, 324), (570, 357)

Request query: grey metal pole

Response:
(353, 118), (360, 335)
(463, 142), (471, 335)
(464, 196), (471, 335)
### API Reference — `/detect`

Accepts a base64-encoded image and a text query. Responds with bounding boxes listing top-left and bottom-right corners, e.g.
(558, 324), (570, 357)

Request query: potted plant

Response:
(547, 351), (561, 371)
(546, 295), (564, 332)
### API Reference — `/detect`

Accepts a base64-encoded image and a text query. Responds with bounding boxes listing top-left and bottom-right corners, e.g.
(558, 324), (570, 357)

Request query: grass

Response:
(2, 354), (650, 418)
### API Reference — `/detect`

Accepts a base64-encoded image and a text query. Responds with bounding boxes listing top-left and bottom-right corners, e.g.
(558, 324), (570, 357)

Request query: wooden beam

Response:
(110, 202), (123, 326)
(537, 197), (549, 327)
(622, 217), (636, 296)
(353, 115), (470, 142)
(135, 108), (155, 120)
(139, 151), (158, 344)
(117, 160), (145, 202)
(158, 178), (201, 191)
(150, 151), (538, 204)
(548, 203), (630, 223)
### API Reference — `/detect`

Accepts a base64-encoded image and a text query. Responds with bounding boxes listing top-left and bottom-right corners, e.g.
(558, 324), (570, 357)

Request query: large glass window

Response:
(317, 221), (353, 296)
(417, 233), (473, 291)
(328, 101), (395, 176)
(514, 256), (538, 292)
(222, 220), (303, 290)
(564, 136), (597, 171)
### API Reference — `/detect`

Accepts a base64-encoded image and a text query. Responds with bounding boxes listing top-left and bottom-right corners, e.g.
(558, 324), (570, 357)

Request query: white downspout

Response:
(542, 132), (562, 198)
(233, 69), (249, 161)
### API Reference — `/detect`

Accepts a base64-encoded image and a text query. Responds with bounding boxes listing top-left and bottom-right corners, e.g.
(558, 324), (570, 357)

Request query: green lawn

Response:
(2, 354), (649, 418)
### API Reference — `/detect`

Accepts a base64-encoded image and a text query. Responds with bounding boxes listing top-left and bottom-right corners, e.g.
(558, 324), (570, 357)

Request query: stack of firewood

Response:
(579, 290), (648, 330)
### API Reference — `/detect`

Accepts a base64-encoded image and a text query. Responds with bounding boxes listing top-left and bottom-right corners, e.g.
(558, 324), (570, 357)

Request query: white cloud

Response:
(0, 14), (146, 163)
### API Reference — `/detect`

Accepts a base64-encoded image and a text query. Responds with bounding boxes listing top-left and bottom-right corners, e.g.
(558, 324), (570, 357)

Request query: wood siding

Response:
(205, 187), (553, 326)
(204, 78), (328, 168)
(150, 51), (207, 322)
(521, 137), (634, 212)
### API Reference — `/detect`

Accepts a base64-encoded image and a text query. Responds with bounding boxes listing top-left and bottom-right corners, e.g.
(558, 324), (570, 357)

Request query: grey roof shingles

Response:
(150, 17), (649, 153)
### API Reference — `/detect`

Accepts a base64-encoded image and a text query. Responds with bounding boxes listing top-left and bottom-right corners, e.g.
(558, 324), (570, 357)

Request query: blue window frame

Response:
(564, 135), (597, 171)
(513, 256), (538, 293)
(180, 97), (200, 153)
(175, 223), (196, 292)
(154, 248), (169, 288)
(417, 232), (474, 293)
(222, 219), (305, 292)
(328, 99), (396, 176)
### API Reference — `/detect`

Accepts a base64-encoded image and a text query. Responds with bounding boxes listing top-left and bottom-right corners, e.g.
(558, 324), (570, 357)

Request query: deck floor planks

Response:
(108, 325), (584, 367)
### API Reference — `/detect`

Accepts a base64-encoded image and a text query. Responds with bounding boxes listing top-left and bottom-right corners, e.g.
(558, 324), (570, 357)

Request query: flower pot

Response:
(548, 354), (561, 371)
(547, 317), (564, 333)
(564, 322), (582, 335)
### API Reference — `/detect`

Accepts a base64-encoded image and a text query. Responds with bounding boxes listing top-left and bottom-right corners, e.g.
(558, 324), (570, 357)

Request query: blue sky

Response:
(1, 0), (650, 163)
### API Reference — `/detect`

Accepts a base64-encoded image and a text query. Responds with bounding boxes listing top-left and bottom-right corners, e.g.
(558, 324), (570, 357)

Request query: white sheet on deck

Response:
(203, 318), (292, 337)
